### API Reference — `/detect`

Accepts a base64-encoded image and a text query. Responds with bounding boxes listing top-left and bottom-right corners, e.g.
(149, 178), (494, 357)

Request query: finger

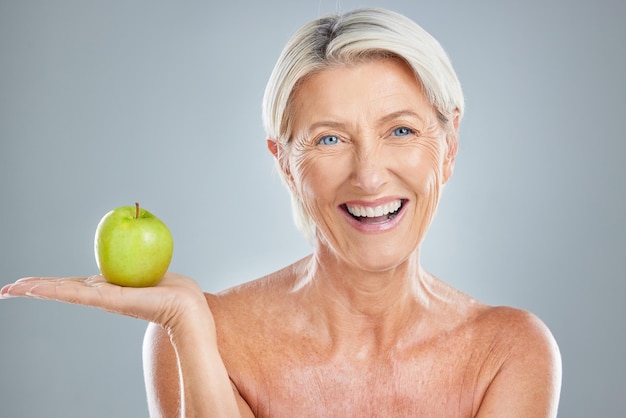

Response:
(24, 276), (118, 304)
(13, 276), (87, 284)
(3, 276), (89, 291)
(1, 277), (68, 298)
(17, 277), (163, 321)
(0, 276), (102, 299)
(0, 283), (14, 298)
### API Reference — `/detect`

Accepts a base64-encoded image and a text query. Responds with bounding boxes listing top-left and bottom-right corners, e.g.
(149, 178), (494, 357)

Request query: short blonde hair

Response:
(262, 8), (464, 241)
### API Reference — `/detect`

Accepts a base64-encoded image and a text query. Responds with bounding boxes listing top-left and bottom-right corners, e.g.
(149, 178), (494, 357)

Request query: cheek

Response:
(398, 140), (446, 192)
(290, 150), (349, 206)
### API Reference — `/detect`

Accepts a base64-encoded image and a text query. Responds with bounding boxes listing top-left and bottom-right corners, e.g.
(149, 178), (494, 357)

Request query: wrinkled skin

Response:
(284, 57), (457, 275)
(1, 58), (561, 417)
(219, 58), (560, 417)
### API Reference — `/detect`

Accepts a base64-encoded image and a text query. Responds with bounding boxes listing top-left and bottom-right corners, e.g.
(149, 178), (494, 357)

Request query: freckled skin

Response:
(208, 260), (558, 417)
(287, 59), (450, 271)
(202, 59), (561, 417)
(0, 50), (560, 418)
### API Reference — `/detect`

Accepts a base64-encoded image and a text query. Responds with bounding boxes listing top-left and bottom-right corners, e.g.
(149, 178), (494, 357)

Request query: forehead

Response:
(290, 58), (435, 131)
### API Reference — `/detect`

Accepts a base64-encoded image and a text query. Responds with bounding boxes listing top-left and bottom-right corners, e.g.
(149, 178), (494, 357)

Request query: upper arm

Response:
(475, 311), (562, 418)
(142, 322), (256, 418)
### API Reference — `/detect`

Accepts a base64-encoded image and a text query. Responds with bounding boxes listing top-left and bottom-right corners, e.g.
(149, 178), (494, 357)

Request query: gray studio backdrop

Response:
(1, 0), (624, 417)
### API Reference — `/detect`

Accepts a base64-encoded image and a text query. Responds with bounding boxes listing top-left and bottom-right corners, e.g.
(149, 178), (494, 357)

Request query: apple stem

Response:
(135, 202), (140, 219)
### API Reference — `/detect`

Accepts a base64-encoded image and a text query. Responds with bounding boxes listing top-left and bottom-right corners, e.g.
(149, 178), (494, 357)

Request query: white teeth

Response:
(346, 200), (402, 218)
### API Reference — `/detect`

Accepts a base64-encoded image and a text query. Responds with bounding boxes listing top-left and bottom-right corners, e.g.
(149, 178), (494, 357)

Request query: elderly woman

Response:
(0, 8), (561, 417)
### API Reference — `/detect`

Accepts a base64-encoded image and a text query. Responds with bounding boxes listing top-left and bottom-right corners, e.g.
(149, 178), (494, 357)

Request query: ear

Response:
(267, 138), (295, 188)
(267, 138), (280, 159)
(442, 110), (460, 184)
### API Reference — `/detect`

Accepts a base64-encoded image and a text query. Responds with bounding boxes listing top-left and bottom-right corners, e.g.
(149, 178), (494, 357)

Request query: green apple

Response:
(94, 203), (174, 287)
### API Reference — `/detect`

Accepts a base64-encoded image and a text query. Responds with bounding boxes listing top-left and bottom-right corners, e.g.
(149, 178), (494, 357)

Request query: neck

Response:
(294, 244), (431, 356)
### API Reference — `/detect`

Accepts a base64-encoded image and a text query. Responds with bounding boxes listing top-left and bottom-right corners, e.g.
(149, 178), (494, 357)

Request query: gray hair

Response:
(262, 7), (464, 242)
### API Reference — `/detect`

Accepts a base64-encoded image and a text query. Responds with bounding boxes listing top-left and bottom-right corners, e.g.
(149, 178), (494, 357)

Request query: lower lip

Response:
(340, 201), (408, 234)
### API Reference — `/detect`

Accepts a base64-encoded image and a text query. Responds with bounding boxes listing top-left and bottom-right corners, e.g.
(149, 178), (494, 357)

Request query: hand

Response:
(0, 275), (246, 416)
(0, 273), (211, 331)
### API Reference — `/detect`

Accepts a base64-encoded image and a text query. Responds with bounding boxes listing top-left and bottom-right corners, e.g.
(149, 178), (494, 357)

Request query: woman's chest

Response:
(227, 334), (491, 417)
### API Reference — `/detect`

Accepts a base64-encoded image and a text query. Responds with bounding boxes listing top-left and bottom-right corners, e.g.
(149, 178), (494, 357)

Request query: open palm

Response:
(0, 273), (210, 330)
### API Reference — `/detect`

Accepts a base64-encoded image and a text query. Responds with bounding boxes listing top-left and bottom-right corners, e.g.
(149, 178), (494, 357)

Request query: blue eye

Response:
(393, 127), (413, 137)
(318, 135), (340, 145)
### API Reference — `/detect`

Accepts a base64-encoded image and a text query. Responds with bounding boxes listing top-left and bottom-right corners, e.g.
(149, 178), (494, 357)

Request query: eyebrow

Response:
(305, 109), (426, 135)
(377, 109), (426, 125)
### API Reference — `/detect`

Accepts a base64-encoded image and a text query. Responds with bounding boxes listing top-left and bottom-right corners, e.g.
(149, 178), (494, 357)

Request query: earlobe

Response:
(442, 111), (460, 184)
(442, 143), (457, 184)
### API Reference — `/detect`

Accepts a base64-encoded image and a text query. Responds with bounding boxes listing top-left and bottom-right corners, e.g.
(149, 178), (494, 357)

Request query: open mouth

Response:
(342, 199), (406, 224)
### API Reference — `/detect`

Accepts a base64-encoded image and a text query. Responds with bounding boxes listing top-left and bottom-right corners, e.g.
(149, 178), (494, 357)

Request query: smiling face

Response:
(274, 58), (458, 272)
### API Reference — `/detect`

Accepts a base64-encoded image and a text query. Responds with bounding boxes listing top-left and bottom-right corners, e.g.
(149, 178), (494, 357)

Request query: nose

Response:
(350, 146), (389, 194)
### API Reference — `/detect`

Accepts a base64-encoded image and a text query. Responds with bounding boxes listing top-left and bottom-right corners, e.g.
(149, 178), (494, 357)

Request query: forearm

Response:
(169, 313), (241, 418)
(144, 298), (243, 418)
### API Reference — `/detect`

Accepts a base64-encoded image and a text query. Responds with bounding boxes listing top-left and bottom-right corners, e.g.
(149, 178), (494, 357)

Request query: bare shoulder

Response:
(202, 261), (305, 402)
(427, 273), (562, 416)
(473, 305), (561, 359)
(422, 279), (560, 369)
(205, 261), (298, 317)
(470, 306), (562, 417)
(203, 259), (304, 351)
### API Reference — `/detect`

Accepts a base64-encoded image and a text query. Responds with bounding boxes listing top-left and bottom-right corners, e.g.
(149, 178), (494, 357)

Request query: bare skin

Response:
(1, 59), (561, 417)
(212, 259), (560, 417)
(144, 59), (561, 417)
(1, 274), (242, 418)
(140, 254), (560, 417)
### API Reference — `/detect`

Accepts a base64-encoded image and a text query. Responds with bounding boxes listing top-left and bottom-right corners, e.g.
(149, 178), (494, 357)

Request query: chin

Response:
(314, 225), (422, 273)
(343, 247), (417, 274)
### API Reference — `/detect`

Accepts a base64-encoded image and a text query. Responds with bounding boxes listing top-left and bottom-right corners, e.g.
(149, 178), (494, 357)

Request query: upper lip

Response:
(341, 198), (406, 218)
